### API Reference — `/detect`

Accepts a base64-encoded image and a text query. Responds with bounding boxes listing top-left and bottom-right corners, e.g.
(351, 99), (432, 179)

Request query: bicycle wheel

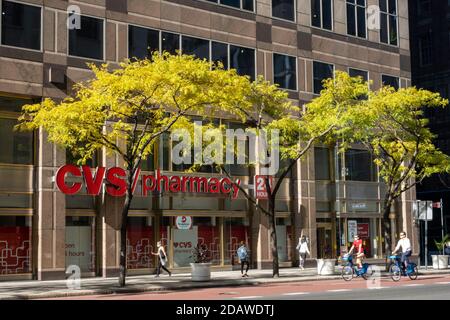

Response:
(408, 266), (418, 280)
(389, 264), (401, 282)
(362, 265), (374, 280)
(341, 265), (354, 281)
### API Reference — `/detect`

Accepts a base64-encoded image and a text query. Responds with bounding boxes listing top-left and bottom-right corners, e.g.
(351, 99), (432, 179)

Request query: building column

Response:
(36, 130), (66, 280)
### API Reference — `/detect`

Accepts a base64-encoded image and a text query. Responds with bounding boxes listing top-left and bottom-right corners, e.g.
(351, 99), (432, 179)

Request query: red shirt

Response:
(353, 239), (364, 253)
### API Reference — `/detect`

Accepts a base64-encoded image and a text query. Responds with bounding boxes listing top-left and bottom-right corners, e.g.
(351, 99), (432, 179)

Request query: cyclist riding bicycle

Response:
(347, 234), (365, 269)
(392, 231), (412, 272)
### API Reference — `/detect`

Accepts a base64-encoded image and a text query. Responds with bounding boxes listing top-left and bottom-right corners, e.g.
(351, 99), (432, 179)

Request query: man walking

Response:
(237, 241), (250, 277)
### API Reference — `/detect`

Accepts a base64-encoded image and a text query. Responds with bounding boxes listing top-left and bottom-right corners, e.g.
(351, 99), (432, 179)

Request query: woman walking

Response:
(296, 235), (310, 270)
(152, 241), (172, 277)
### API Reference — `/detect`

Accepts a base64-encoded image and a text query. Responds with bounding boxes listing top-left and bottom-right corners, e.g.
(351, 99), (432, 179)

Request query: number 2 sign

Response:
(255, 175), (273, 199)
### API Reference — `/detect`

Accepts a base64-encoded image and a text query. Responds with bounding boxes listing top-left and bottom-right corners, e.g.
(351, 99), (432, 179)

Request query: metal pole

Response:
(425, 216), (428, 270)
(441, 198), (445, 255)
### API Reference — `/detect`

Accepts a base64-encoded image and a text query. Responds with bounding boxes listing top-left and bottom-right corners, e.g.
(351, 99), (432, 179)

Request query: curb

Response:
(3, 269), (450, 300)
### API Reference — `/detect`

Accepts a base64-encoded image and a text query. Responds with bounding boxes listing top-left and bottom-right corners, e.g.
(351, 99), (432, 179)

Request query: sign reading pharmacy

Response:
(55, 165), (241, 199)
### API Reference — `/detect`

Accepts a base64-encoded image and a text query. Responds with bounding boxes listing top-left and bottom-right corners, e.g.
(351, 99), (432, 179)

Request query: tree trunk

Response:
(268, 196), (279, 278)
(382, 198), (393, 271)
(118, 191), (133, 287)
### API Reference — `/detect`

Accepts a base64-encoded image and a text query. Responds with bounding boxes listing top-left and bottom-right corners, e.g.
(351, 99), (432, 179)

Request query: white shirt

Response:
(394, 238), (411, 253)
(297, 242), (310, 254)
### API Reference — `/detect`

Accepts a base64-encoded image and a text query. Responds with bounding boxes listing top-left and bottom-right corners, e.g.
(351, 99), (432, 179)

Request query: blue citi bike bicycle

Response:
(341, 254), (374, 281)
(388, 255), (418, 281)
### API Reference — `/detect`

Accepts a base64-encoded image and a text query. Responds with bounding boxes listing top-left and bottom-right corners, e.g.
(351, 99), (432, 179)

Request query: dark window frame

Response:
(272, 0), (296, 22)
(68, 14), (105, 61)
(273, 52), (297, 91)
(313, 61), (334, 95)
(418, 33), (432, 67)
(346, 0), (367, 39)
(311, 0), (333, 31)
(381, 74), (399, 90)
(348, 67), (369, 83)
(379, 0), (398, 46)
(205, 0), (255, 12)
(128, 24), (160, 60)
(0, 0), (42, 51)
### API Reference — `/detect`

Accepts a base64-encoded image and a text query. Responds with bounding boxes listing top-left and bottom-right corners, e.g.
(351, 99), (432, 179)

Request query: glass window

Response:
(342, 149), (377, 181)
(221, 0), (240, 9)
(0, 96), (36, 113)
(127, 217), (153, 269)
(65, 216), (96, 273)
(311, 0), (333, 30)
(349, 68), (368, 82)
(242, 0), (254, 11)
(313, 61), (334, 94)
(0, 216), (31, 274)
(224, 217), (250, 265)
(0, 118), (34, 165)
(68, 15), (104, 60)
(1, 0), (41, 50)
(418, 33), (432, 67)
(162, 32), (179, 55)
(273, 53), (297, 90)
(382, 74), (399, 90)
(230, 46), (255, 80)
(272, 0), (295, 21)
(380, 0), (397, 45)
(128, 25), (159, 59)
(417, 0), (431, 17)
(314, 147), (330, 180)
(182, 36), (210, 61)
(212, 42), (228, 69)
(347, 0), (366, 38)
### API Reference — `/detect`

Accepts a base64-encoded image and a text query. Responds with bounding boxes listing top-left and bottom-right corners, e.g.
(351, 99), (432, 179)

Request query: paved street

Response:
(44, 274), (450, 300)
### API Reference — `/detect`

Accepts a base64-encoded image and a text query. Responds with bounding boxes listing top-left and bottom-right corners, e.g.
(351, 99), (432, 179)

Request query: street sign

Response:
(418, 201), (433, 221)
(348, 220), (357, 242)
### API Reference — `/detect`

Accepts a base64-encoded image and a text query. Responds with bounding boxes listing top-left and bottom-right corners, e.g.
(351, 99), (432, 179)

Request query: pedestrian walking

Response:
(237, 241), (250, 277)
(296, 235), (310, 270)
(152, 241), (172, 277)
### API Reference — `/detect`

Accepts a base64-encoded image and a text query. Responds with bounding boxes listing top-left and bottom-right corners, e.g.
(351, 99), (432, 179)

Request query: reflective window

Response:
(382, 74), (399, 90)
(311, 0), (333, 30)
(162, 32), (179, 55)
(0, 118), (33, 165)
(346, 0), (366, 38)
(127, 217), (154, 269)
(65, 216), (96, 273)
(1, 0), (41, 50)
(273, 53), (297, 90)
(272, 0), (295, 21)
(230, 46), (255, 80)
(128, 25), (159, 59)
(418, 33), (432, 67)
(212, 42), (228, 69)
(341, 149), (377, 181)
(207, 0), (254, 11)
(313, 61), (334, 94)
(182, 36), (210, 61)
(349, 68), (368, 82)
(69, 15), (104, 60)
(314, 147), (330, 180)
(379, 0), (397, 45)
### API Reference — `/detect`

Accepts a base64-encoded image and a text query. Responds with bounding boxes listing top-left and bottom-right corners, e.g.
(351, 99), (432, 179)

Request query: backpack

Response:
(237, 246), (248, 260)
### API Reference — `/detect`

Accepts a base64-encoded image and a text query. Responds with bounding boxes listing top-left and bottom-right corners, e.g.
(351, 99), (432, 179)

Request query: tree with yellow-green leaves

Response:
(201, 71), (370, 277)
(17, 52), (251, 287)
(346, 86), (450, 257)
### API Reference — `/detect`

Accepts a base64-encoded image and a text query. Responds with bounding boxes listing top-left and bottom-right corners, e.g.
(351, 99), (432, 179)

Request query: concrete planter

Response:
(317, 259), (336, 275)
(190, 263), (211, 281)
(431, 255), (449, 269)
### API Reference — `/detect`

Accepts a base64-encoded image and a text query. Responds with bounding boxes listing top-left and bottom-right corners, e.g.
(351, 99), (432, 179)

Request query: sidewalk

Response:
(0, 267), (449, 300)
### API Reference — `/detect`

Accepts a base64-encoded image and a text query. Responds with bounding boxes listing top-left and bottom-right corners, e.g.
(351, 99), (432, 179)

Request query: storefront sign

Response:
(175, 216), (193, 230)
(348, 220), (358, 242)
(357, 223), (369, 238)
(351, 202), (367, 210)
(255, 175), (273, 199)
(55, 165), (241, 199)
(173, 226), (198, 267)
